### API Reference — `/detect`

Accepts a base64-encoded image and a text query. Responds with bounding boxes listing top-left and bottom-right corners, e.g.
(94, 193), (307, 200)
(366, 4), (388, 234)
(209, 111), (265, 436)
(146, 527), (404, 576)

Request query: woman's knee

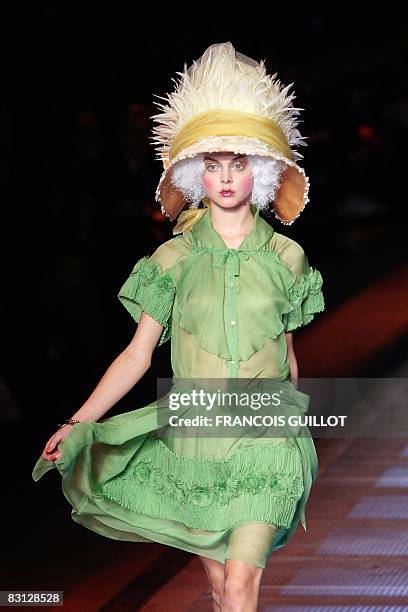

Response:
(221, 561), (263, 603)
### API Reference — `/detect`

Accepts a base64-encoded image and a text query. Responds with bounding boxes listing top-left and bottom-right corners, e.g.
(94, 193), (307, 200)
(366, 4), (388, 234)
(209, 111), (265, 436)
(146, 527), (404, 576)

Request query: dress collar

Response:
(191, 203), (274, 251)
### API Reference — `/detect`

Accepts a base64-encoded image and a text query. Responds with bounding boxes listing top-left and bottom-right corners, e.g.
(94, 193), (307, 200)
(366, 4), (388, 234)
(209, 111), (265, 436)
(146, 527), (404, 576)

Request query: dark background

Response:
(1, 6), (407, 578)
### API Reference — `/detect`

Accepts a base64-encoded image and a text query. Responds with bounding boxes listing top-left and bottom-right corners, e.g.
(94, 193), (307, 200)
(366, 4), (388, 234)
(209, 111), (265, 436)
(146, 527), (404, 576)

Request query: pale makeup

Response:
(203, 152), (253, 210)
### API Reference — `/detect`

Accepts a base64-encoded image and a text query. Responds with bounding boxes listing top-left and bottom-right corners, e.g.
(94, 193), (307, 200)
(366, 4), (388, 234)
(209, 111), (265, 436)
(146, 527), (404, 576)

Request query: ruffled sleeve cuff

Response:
(282, 267), (325, 332)
(118, 256), (176, 346)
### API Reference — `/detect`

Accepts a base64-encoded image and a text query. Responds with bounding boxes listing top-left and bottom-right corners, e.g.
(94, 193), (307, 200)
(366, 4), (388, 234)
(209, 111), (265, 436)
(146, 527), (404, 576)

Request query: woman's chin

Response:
(210, 195), (249, 209)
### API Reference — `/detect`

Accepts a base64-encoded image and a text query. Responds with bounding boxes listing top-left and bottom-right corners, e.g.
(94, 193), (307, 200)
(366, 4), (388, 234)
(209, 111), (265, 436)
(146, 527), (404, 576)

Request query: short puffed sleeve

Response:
(277, 238), (325, 332)
(117, 240), (179, 346)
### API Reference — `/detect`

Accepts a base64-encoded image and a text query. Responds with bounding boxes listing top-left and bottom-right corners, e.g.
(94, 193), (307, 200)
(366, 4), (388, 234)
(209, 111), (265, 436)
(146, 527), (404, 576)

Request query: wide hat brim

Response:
(154, 135), (310, 225)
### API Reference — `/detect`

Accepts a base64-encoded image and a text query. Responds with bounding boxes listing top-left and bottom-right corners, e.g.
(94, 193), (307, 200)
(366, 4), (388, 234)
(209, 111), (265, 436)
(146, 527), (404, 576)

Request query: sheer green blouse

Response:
(118, 204), (325, 380)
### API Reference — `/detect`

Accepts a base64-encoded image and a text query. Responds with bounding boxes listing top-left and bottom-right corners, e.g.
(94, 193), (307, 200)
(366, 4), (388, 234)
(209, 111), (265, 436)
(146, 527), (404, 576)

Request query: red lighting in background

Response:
(128, 103), (149, 127)
(150, 209), (167, 223)
(357, 125), (375, 140)
(80, 111), (96, 128)
(143, 201), (167, 223)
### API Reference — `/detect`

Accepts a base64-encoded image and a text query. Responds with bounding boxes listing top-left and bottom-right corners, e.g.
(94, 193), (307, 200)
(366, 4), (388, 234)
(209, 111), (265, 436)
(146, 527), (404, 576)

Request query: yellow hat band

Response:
(169, 109), (293, 161)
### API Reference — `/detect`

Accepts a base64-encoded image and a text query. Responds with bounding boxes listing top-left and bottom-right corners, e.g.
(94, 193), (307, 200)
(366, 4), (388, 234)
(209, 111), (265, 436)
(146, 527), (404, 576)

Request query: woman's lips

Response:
(220, 190), (235, 197)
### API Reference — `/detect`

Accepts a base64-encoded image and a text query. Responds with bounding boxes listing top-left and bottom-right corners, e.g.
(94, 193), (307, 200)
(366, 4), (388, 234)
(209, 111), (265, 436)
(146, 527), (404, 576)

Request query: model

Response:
(32, 42), (325, 611)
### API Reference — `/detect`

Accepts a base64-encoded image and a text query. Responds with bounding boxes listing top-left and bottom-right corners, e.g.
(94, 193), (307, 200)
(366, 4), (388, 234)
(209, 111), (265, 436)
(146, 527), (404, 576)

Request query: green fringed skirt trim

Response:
(102, 437), (304, 531)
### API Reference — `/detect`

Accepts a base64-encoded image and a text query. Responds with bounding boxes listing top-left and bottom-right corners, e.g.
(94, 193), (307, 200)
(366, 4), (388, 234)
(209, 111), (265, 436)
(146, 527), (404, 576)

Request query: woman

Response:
(33, 43), (325, 611)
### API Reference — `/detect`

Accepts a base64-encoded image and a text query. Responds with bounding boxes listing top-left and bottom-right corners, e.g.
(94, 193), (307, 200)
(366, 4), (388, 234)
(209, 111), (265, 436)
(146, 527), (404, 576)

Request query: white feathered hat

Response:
(150, 42), (310, 225)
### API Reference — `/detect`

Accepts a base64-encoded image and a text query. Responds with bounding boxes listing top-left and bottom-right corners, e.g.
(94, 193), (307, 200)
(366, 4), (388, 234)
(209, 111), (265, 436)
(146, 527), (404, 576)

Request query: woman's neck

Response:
(210, 202), (254, 239)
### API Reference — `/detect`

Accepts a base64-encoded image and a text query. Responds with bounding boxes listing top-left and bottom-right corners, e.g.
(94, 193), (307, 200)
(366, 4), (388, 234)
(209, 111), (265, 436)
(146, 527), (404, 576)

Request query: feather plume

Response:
(150, 42), (308, 164)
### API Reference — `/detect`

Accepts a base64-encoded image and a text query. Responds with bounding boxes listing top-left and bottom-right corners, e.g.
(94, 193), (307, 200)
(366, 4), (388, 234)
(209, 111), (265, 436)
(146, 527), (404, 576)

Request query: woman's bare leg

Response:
(220, 559), (264, 611)
(198, 556), (225, 611)
(220, 522), (280, 610)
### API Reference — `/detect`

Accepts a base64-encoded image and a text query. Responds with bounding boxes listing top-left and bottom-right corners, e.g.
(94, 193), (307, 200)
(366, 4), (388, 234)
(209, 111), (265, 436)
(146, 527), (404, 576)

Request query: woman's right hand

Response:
(41, 424), (75, 462)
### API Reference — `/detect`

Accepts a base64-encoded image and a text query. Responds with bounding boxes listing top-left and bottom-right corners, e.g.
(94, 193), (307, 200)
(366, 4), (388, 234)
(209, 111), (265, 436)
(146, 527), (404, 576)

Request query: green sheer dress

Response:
(32, 204), (325, 569)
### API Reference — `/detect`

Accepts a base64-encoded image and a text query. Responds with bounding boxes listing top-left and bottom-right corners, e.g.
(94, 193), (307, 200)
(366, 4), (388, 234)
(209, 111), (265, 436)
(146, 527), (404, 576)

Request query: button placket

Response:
(226, 251), (239, 378)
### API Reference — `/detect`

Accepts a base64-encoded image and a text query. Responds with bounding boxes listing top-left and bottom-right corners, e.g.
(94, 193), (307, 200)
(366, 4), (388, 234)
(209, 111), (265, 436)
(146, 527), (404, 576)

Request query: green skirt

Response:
(32, 378), (318, 567)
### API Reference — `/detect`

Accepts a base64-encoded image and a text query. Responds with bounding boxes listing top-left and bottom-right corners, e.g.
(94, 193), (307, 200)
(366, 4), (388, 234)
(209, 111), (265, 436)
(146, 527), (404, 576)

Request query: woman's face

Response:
(203, 152), (253, 209)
